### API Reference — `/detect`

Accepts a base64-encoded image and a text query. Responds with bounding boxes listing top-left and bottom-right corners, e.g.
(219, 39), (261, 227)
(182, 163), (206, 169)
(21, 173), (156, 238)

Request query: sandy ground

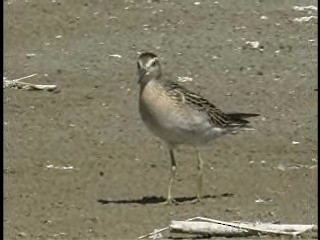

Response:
(4, 0), (318, 239)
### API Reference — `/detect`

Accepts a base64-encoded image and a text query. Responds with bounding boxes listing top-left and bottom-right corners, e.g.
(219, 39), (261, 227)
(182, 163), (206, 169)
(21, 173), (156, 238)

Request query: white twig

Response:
(138, 226), (169, 239)
(138, 217), (200, 239)
(4, 73), (38, 88)
(4, 73), (57, 91)
(292, 5), (317, 12)
(171, 217), (316, 236)
(293, 16), (317, 22)
(10, 73), (38, 82)
(138, 216), (316, 239)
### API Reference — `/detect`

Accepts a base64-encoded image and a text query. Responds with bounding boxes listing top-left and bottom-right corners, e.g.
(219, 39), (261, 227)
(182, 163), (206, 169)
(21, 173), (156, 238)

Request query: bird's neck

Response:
(139, 73), (162, 92)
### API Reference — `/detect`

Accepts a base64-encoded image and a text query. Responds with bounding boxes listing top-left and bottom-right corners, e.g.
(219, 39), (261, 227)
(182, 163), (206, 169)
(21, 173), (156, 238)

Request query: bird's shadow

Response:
(97, 193), (234, 205)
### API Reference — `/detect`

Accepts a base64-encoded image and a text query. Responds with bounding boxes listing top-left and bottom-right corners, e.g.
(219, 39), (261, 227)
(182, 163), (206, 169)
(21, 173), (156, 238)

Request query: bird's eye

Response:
(151, 60), (157, 66)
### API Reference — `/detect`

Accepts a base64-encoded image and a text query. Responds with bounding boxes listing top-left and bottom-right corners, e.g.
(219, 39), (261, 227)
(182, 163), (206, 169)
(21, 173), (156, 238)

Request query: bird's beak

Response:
(137, 68), (147, 83)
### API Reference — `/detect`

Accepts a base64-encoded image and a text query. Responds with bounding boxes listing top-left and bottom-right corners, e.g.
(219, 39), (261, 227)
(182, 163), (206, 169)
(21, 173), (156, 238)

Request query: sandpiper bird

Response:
(136, 52), (259, 204)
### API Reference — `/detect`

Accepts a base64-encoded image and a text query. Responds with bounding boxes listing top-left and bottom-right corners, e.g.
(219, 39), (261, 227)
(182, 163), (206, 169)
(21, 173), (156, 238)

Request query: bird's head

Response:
(137, 52), (161, 85)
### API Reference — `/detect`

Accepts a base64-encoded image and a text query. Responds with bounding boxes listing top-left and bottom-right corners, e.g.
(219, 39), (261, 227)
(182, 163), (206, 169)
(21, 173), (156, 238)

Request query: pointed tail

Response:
(226, 112), (259, 125)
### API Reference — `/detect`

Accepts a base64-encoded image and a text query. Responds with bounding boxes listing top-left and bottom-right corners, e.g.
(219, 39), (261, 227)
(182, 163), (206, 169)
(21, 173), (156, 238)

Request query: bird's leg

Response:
(163, 148), (178, 204)
(194, 149), (203, 202)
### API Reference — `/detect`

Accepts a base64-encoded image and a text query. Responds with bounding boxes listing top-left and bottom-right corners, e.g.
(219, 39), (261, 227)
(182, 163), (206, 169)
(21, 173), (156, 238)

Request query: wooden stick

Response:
(138, 216), (316, 239)
(138, 217), (200, 239)
(137, 226), (169, 239)
(15, 81), (57, 90)
(170, 221), (249, 237)
(170, 218), (316, 237)
(10, 73), (38, 82)
(4, 73), (57, 91)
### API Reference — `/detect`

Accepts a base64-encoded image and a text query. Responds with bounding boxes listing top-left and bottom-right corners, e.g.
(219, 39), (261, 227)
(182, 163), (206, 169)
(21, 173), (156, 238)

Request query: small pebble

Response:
(18, 232), (27, 237)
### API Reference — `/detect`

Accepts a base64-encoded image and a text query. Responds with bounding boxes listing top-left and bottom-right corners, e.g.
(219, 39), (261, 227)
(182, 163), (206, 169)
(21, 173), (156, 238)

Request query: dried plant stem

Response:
(4, 73), (57, 91)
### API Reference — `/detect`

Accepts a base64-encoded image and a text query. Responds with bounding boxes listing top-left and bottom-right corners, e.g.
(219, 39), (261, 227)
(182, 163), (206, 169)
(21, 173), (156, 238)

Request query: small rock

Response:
(26, 53), (36, 58)
(18, 232), (27, 237)
(246, 41), (260, 49)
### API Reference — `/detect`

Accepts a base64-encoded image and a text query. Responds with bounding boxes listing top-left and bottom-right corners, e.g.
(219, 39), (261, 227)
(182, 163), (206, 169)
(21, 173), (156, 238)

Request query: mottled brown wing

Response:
(164, 81), (232, 127)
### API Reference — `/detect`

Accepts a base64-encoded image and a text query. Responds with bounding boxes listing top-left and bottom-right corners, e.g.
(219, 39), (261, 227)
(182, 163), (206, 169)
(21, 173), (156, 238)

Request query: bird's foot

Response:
(161, 197), (178, 205)
(190, 197), (202, 204)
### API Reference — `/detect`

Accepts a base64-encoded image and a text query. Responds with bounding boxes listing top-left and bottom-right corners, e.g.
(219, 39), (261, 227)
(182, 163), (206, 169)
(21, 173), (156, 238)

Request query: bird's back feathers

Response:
(162, 80), (259, 128)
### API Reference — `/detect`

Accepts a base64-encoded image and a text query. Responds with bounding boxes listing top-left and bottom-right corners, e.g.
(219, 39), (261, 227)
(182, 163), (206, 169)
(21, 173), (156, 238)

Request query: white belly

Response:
(139, 83), (227, 146)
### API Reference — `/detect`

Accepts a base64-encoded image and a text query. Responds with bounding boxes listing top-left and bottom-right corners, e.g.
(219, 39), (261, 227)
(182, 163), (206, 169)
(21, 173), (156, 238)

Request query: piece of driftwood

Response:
(138, 216), (202, 239)
(170, 221), (250, 237)
(138, 216), (317, 239)
(170, 219), (316, 237)
(3, 73), (57, 91)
